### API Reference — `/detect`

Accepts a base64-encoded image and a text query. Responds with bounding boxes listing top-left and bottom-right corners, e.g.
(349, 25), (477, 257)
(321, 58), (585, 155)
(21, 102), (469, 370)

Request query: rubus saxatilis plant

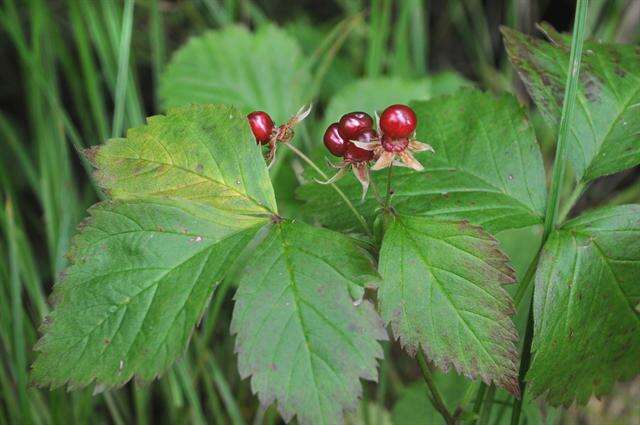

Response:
(32, 7), (640, 425)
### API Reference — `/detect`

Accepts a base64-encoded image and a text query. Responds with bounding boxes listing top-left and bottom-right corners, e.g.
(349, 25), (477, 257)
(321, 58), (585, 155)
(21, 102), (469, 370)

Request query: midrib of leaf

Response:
(105, 153), (274, 214)
(63, 242), (216, 351)
(278, 226), (323, 420)
(590, 240), (640, 323)
(394, 167), (541, 217)
(586, 83), (640, 178)
(396, 220), (505, 370)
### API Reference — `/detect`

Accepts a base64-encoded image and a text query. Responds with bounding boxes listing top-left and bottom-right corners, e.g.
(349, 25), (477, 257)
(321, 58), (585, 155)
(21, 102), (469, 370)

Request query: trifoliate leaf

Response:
(32, 104), (276, 389)
(298, 88), (547, 234)
(160, 25), (310, 122)
(503, 24), (640, 182)
(528, 204), (640, 405)
(31, 198), (265, 389)
(87, 104), (277, 215)
(231, 220), (386, 425)
(378, 215), (520, 394)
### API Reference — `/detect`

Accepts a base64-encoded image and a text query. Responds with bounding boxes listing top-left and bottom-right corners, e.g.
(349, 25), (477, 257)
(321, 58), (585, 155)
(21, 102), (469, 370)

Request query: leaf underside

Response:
(32, 104), (275, 389)
(298, 88), (547, 234)
(503, 24), (640, 182)
(159, 25), (310, 122)
(231, 221), (386, 425)
(528, 205), (640, 405)
(378, 215), (520, 395)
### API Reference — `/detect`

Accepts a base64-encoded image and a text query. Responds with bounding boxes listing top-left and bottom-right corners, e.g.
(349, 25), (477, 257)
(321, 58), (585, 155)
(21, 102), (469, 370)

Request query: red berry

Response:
(344, 141), (374, 163)
(380, 104), (417, 138)
(381, 134), (409, 153)
(356, 128), (379, 144)
(323, 123), (347, 157)
(338, 111), (374, 140)
(247, 111), (274, 144)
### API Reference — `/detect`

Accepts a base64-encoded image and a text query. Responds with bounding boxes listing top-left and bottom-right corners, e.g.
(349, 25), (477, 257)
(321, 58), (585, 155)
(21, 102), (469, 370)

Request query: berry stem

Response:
(369, 178), (385, 205)
(383, 164), (394, 209)
(282, 143), (373, 237)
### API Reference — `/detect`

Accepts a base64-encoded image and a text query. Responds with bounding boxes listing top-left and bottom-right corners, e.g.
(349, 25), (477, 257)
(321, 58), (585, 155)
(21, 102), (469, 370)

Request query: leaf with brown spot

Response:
(378, 214), (520, 394)
(31, 105), (277, 390)
(503, 24), (640, 182)
(528, 204), (640, 405)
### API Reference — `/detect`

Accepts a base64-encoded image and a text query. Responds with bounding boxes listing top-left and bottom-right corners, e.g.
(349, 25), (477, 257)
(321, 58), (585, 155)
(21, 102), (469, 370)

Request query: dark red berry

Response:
(247, 111), (275, 144)
(356, 128), (379, 144)
(338, 111), (374, 140)
(381, 134), (409, 153)
(323, 123), (347, 157)
(344, 141), (374, 163)
(380, 104), (417, 139)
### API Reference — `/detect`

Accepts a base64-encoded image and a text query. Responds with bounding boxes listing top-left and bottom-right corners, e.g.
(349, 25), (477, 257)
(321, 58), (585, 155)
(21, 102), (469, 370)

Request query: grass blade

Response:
(112, 0), (135, 137)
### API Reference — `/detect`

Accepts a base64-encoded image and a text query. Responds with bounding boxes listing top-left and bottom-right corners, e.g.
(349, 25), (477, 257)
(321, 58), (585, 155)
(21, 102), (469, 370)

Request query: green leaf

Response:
(231, 220), (386, 425)
(528, 204), (640, 405)
(159, 25), (310, 122)
(378, 215), (520, 394)
(32, 104), (276, 389)
(321, 74), (471, 129)
(299, 88), (547, 233)
(31, 198), (265, 389)
(87, 104), (277, 215)
(503, 25), (640, 182)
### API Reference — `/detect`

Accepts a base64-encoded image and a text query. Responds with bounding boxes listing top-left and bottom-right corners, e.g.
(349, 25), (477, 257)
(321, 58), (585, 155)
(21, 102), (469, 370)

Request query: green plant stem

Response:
(369, 178), (385, 205)
(510, 2), (589, 424)
(557, 181), (587, 224)
(510, 305), (534, 425)
(477, 385), (496, 425)
(542, 0), (589, 238)
(417, 352), (455, 425)
(512, 249), (542, 307)
(283, 143), (372, 237)
(471, 383), (487, 422)
(383, 164), (394, 209)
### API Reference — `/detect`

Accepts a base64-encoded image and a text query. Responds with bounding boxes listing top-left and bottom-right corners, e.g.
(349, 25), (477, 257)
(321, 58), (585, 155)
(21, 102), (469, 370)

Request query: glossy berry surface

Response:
(247, 111), (275, 144)
(344, 141), (374, 163)
(356, 128), (379, 144)
(338, 112), (374, 140)
(381, 134), (409, 153)
(380, 104), (417, 139)
(323, 123), (347, 157)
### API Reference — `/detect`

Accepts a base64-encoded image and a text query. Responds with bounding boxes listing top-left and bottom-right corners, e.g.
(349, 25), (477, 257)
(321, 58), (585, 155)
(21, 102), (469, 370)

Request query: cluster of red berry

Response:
(247, 103), (433, 200)
(320, 104), (433, 198)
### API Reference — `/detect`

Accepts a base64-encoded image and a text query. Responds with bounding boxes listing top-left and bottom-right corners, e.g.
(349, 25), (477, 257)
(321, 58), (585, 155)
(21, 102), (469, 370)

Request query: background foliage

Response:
(1, 0), (639, 424)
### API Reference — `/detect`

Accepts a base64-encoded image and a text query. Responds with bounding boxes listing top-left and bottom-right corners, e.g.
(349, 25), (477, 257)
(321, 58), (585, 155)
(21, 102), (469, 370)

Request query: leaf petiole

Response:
(417, 352), (456, 425)
(282, 143), (373, 237)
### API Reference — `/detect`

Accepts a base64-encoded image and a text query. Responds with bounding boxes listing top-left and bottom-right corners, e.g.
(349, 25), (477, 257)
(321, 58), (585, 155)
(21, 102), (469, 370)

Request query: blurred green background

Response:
(1, 0), (639, 424)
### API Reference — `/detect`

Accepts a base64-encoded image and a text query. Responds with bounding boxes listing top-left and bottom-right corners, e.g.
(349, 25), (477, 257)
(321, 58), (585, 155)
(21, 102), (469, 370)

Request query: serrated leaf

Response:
(87, 104), (277, 215)
(231, 221), (386, 425)
(31, 198), (265, 389)
(159, 25), (310, 122)
(528, 204), (640, 405)
(503, 25), (640, 182)
(378, 215), (520, 394)
(299, 89), (547, 233)
(32, 105), (276, 389)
